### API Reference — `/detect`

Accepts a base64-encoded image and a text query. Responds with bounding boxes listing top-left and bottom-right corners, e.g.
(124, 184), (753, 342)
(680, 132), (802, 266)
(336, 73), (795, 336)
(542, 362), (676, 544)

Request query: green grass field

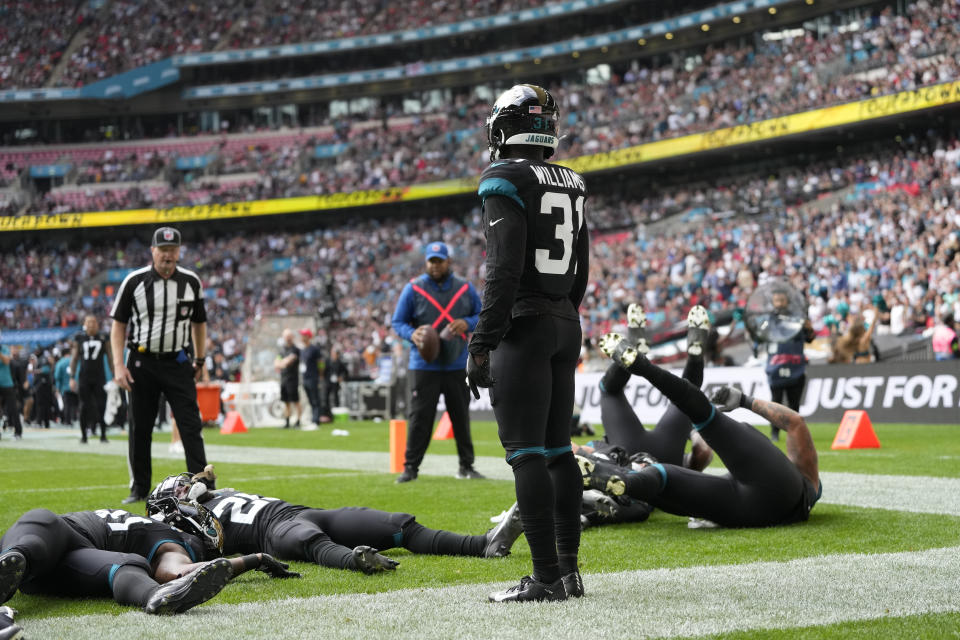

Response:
(0, 420), (958, 639)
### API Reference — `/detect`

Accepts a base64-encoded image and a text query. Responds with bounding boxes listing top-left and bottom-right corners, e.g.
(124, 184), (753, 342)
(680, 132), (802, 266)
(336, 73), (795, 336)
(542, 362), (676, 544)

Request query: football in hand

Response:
(414, 325), (441, 362)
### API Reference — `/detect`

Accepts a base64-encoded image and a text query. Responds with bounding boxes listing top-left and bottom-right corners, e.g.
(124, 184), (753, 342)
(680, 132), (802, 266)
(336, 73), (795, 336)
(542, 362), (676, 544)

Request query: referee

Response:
(110, 226), (211, 504)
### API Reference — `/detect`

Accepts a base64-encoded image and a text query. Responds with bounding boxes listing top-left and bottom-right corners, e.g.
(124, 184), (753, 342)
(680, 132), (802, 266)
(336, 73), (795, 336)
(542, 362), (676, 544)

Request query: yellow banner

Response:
(6, 81), (960, 232)
(0, 180), (478, 231)
(559, 80), (960, 174)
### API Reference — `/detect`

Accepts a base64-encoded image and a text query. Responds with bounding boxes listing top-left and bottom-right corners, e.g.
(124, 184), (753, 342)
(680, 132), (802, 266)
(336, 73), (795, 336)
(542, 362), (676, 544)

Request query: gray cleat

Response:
(483, 502), (523, 558)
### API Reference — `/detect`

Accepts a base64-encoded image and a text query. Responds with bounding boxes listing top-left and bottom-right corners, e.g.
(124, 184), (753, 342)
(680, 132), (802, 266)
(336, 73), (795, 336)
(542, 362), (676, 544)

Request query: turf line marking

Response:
(6, 438), (960, 516)
(0, 473), (368, 495)
(21, 545), (960, 640)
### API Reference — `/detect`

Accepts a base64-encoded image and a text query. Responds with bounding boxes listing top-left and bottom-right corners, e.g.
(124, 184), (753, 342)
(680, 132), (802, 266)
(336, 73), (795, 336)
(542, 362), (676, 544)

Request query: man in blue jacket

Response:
(391, 241), (484, 483)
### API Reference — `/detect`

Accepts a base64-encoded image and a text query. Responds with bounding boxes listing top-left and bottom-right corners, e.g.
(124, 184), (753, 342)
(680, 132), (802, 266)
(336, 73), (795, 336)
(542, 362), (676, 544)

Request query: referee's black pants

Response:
(126, 352), (208, 498)
(403, 368), (474, 472)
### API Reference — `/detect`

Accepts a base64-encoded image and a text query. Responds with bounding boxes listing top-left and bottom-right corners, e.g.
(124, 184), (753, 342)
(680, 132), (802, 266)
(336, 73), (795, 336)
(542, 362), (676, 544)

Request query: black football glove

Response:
(466, 351), (495, 400)
(257, 553), (301, 579)
(352, 546), (399, 574)
(711, 386), (751, 412)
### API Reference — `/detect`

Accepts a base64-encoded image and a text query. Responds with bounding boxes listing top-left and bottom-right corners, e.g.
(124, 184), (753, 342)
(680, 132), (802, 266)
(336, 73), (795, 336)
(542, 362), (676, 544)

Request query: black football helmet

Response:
(148, 473), (194, 502)
(486, 84), (560, 162)
(147, 496), (224, 555)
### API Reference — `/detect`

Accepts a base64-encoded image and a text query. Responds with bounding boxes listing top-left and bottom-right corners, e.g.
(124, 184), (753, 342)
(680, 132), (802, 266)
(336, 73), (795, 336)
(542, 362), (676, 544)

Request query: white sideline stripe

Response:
(0, 473), (368, 495)
(5, 436), (960, 516)
(22, 545), (960, 640)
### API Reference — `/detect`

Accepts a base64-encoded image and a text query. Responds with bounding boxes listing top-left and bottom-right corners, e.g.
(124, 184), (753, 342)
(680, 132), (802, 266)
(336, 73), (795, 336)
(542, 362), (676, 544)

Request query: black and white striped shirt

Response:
(110, 265), (207, 355)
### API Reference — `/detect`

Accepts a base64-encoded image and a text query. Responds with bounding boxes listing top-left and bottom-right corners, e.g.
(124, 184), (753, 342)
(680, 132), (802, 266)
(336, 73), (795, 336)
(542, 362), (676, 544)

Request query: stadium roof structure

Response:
(0, 0), (853, 116)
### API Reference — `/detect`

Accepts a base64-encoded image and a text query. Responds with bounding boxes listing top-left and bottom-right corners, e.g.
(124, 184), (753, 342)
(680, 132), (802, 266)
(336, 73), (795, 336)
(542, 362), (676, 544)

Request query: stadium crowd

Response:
(2, 0), (959, 216)
(3, 130), (959, 384)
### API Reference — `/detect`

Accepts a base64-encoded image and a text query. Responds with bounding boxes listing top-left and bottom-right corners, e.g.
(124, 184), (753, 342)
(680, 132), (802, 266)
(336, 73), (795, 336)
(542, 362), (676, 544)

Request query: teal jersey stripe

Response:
(478, 177), (524, 208)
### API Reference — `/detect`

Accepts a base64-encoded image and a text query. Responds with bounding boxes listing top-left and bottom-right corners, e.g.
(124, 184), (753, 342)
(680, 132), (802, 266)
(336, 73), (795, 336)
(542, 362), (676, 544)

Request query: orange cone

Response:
(432, 411), (453, 440)
(389, 419), (407, 473)
(220, 411), (248, 435)
(831, 410), (880, 449)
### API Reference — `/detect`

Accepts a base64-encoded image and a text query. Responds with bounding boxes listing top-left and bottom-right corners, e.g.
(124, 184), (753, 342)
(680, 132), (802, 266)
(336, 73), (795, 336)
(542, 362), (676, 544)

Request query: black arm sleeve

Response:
(469, 196), (526, 354)
(569, 222), (589, 310)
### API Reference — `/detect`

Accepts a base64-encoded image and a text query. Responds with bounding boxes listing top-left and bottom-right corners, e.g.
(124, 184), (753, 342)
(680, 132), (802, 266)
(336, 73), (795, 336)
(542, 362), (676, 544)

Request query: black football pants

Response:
(489, 314), (583, 583)
(0, 386), (21, 436)
(599, 356), (704, 465)
(127, 353), (208, 497)
(78, 379), (107, 440)
(403, 368), (474, 471)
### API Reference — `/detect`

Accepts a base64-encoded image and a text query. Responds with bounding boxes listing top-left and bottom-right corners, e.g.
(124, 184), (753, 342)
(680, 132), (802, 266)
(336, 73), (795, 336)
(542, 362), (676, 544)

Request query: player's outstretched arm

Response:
(747, 397), (819, 487)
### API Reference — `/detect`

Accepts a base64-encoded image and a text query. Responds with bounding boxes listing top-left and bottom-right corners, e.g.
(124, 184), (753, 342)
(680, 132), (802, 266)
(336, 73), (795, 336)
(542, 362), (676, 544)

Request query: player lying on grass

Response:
(575, 332), (821, 528)
(565, 304), (716, 528)
(584, 304), (714, 472)
(147, 466), (524, 574)
(0, 504), (297, 632)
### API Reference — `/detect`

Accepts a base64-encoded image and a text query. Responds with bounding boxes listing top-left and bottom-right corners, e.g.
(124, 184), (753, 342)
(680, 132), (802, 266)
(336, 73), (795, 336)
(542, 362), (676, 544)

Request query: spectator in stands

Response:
(829, 310), (878, 364)
(931, 312), (959, 360)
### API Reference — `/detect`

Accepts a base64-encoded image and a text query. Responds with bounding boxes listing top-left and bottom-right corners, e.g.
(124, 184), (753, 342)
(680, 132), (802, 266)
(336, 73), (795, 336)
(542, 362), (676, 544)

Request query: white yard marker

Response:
(24, 545), (960, 640)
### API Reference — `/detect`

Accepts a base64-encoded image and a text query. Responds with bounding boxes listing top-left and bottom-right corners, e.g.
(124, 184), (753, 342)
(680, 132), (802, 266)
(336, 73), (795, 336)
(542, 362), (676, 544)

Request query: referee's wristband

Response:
(193, 357), (205, 366)
(739, 393), (755, 410)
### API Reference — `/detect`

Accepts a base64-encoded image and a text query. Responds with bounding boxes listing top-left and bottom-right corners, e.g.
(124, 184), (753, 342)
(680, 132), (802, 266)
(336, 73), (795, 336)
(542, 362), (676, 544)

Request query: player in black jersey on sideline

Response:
(466, 84), (589, 603)
(146, 466), (525, 574)
(0, 504), (296, 635)
(70, 315), (113, 443)
(576, 332), (822, 529)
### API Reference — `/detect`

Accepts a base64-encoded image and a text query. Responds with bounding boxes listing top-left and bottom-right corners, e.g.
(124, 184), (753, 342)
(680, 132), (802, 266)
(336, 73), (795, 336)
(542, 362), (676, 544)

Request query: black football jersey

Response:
(471, 158), (589, 352)
(478, 159), (587, 302)
(63, 509), (206, 562)
(204, 490), (304, 555)
(75, 332), (108, 383)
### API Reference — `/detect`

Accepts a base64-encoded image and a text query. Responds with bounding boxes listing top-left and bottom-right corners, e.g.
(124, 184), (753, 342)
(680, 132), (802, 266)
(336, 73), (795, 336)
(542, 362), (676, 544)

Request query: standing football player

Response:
(69, 315), (112, 443)
(466, 84), (589, 602)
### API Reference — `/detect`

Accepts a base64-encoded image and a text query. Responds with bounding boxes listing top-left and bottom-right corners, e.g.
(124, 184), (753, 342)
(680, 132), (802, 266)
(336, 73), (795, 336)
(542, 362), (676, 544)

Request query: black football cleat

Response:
(455, 466), (486, 480)
(686, 305), (710, 358)
(483, 502), (523, 558)
(576, 454), (626, 496)
(488, 575), (567, 603)
(395, 468), (417, 484)
(144, 557), (232, 615)
(561, 571), (584, 598)
(0, 551), (26, 605)
(0, 606), (22, 640)
(352, 546), (399, 574)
